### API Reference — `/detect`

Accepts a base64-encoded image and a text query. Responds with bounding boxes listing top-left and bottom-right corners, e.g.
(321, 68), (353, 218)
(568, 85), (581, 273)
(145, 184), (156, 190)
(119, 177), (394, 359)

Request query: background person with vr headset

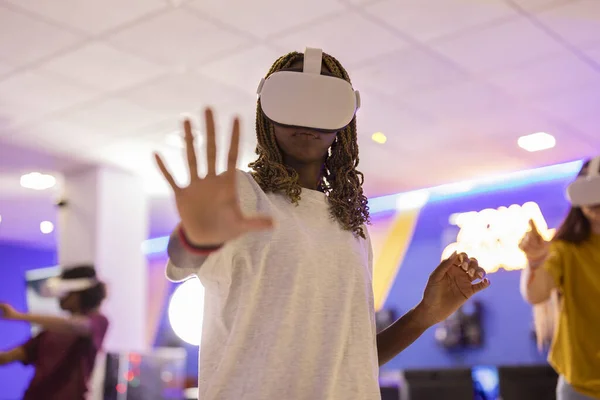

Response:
(0, 265), (109, 400)
(520, 157), (600, 400)
(155, 48), (490, 400)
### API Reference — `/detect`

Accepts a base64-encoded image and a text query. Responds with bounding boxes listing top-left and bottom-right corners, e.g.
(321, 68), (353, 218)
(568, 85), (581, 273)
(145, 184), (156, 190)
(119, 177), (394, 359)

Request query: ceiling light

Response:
(517, 132), (556, 152)
(40, 221), (54, 234)
(372, 132), (387, 144)
(20, 172), (56, 190)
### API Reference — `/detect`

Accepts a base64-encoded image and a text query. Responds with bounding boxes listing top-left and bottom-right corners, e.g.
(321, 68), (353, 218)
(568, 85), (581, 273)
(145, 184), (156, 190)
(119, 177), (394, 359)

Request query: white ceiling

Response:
(1, 0), (599, 247)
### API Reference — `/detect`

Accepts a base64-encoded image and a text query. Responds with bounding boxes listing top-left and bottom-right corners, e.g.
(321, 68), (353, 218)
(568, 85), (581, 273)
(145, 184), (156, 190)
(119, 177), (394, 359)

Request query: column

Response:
(57, 165), (148, 353)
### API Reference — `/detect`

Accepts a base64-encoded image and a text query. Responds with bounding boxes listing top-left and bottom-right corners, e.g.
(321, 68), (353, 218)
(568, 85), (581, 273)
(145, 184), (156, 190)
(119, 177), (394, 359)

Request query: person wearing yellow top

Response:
(520, 156), (600, 400)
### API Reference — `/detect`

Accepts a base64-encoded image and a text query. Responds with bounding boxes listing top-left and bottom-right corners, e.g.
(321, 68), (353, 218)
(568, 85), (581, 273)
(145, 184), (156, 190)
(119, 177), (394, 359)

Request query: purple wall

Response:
(0, 242), (56, 400)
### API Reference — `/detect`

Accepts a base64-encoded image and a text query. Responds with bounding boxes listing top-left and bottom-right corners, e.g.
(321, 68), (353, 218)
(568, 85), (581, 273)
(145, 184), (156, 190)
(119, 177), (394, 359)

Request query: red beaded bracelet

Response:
(177, 226), (223, 255)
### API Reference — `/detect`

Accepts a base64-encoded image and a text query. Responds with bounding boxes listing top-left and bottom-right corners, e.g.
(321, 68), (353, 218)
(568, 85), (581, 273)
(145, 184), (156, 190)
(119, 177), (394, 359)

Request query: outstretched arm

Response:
(376, 252), (489, 366)
(0, 304), (93, 336)
(376, 305), (430, 366)
(0, 347), (26, 366)
(17, 314), (93, 336)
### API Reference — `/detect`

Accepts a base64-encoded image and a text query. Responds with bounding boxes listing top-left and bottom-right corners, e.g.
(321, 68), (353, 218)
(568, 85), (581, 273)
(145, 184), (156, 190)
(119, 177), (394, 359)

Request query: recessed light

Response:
(518, 132), (556, 152)
(372, 132), (387, 144)
(40, 221), (54, 234)
(20, 172), (56, 190)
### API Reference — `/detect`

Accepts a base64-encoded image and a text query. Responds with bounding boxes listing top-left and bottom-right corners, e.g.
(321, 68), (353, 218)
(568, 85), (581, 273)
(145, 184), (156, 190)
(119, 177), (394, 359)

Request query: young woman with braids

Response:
(520, 158), (600, 400)
(155, 49), (490, 400)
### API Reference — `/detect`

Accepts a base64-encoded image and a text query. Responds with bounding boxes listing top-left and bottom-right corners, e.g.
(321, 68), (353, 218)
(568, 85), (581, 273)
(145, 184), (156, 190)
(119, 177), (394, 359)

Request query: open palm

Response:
(155, 108), (273, 247)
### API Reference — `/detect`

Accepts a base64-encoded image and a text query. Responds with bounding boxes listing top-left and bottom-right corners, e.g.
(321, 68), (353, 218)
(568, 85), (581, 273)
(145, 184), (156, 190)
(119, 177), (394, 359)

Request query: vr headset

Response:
(567, 156), (600, 207)
(256, 47), (361, 132)
(39, 276), (99, 298)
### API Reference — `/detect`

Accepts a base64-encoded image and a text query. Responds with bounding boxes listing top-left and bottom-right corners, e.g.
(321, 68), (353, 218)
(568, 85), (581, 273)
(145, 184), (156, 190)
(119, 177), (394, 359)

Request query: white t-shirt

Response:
(166, 171), (380, 400)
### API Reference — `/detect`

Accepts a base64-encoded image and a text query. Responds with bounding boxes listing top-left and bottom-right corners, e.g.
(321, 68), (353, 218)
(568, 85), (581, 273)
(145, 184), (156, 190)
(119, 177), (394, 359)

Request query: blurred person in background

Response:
(520, 156), (600, 399)
(0, 265), (109, 400)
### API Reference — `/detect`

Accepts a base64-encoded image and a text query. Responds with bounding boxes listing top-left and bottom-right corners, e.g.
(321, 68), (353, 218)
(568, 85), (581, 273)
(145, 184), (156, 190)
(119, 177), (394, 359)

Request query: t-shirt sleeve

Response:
(88, 313), (109, 350)
(543, 241), (566, 289)
(165, 169), (260, 282)
(20, 333), (43, 365)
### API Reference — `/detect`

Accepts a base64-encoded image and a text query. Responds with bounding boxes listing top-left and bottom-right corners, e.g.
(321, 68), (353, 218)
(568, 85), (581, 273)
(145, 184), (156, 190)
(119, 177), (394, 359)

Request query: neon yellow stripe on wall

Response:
(373, 208), (422, 311)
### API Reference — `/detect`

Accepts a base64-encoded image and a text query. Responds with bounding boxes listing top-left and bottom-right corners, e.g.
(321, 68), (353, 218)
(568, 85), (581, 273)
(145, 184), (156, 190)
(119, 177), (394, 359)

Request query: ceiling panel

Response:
(404, 80), (512, 120)
(199, 44), (283, 97)
(5, 0), (168, 35)
(186, 0), (346, 39)
(107, 9), (250, 68)
(582, 41), (600, 63)
(39, 42), (166, 92)
(355, 92), (439, 152)
(364, 0), (516, 42)
(440, 105), (561, 142)
(37, 98), (168, 141)
(270, 11), (410, 67)
(0, 58), (15, 76)
(350, 47), (467, 97)
(0, 69), (97, 128)
(535, 0), (600, 47)
(487, 52), (600, 100)
(14, 120), (120, 153)
(530, 81), (600, 121)
(0, 5), (82, 67)
(563, 112), (600, 146)
(121, 71), (249, 118)
(430, 16), (569, 73)
(510, 0), (575, 12)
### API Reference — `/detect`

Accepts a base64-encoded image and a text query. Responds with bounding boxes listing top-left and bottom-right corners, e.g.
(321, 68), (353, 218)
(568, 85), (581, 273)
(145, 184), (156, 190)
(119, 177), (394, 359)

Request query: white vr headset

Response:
(257, 47), (361, 132)
(39, 277), (99, 298)
(566, 156), (600, 207)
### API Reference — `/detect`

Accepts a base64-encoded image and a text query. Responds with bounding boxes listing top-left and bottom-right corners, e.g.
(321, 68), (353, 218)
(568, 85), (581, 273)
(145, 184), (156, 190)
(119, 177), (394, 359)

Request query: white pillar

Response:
(57, 166), (148, 352)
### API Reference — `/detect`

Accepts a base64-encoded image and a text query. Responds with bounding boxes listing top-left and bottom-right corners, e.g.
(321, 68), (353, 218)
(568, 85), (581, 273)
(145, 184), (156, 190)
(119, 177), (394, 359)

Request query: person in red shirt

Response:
(0, 265), (109, 400)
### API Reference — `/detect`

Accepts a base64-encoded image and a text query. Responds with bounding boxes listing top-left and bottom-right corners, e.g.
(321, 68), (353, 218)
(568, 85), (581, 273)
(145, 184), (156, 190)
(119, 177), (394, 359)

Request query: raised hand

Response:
(419, 252), (490, 325)
(519, 220), (549, 264)
(155, 108), (273, 247)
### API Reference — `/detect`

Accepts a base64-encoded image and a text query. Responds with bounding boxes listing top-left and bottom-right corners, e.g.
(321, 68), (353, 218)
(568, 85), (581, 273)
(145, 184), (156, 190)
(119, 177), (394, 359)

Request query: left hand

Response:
(0, 303), (22, 320)
(418, 252), (490, 326)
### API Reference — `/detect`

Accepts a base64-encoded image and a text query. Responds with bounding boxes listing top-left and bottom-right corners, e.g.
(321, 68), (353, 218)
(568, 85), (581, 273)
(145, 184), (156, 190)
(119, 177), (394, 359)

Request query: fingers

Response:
(430, 251), (459, 280)
(154, 153), (180, 192)
(227, 117), (240, 172)
(183, 119), (198, 179)
(466, 258), (486, 281)
(472, 278), (491, 293)
(205, 108), (217, 176)
(529, 219), (540, 235)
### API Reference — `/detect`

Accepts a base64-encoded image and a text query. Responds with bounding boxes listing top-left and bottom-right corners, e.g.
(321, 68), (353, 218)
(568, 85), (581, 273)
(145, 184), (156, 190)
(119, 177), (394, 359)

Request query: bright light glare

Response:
(518, 132), (556, 152)
(20, 172), (56, 190)
(371, 132), (387, 144)
(40, 221), (54, 234)
(168, 278), (204, 346)
(396, 189), (430, 210)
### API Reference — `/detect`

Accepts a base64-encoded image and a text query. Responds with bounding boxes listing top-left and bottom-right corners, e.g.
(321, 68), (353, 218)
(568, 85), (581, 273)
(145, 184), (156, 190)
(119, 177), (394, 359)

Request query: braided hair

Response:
(248, 51), (370, 238)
